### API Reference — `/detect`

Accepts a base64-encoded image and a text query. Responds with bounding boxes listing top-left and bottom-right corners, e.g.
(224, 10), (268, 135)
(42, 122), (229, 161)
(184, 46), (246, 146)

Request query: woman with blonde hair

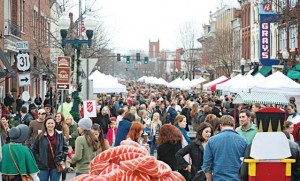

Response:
(150, 112), (162, 155)
(65, 116), (78, 150)
(190, 103), (201, 131)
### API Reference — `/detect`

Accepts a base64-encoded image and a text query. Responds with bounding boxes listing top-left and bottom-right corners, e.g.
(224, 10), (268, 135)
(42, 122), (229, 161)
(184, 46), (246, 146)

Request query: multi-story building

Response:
(278, 0), (300, 71)
(198, 5), (241, 79)
(239, 0), (251, 62)
(0, 0), (51, 100)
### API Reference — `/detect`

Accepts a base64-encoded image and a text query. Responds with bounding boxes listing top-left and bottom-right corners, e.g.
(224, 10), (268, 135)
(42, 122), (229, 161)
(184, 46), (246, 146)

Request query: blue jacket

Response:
(115, 119), (132, 146)
(202, 129), (248, 181)
(167, 107), (177, 124)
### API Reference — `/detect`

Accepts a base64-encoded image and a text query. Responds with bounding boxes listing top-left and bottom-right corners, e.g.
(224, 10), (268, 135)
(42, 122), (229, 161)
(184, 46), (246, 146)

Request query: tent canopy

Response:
(251, 71), (300, 96)
(257, 66), (272, 77)
(89, 70), (127, 93)
(233, 92), (289, 105)
(203, 76), (228, 91)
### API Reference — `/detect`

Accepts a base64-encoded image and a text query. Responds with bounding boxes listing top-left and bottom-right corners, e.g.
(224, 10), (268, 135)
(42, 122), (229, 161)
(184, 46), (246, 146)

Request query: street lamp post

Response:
(282, 51), (289, 75)
(58, 12), (96, 122)
(240, 58), (246, 75)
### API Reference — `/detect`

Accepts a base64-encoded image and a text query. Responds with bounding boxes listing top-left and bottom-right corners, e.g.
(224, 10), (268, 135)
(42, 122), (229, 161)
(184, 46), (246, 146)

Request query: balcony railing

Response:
(4, 19), (21, 38)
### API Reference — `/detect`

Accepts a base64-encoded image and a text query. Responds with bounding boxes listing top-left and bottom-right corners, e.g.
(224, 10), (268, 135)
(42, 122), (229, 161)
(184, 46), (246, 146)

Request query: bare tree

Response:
(206, 28), (238, 77)
(178, 21), (202, 79)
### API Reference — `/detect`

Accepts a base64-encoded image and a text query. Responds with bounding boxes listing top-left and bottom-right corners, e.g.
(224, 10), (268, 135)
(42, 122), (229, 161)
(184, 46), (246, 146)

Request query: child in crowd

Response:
(106, 118), (118, 146)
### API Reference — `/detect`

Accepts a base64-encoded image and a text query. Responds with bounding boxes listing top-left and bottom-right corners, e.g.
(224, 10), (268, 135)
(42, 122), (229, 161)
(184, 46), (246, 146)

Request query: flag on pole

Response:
(81, 18), (86, 36)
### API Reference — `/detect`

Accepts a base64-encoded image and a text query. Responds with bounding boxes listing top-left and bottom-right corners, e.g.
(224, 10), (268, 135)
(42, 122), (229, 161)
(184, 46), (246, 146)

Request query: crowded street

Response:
(1, 0), (300, 181)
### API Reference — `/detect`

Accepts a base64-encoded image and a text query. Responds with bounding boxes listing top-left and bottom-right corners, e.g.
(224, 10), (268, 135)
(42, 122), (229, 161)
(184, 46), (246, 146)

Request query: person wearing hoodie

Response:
(157, 124), (182, 171)
(115, 112), (136, 146)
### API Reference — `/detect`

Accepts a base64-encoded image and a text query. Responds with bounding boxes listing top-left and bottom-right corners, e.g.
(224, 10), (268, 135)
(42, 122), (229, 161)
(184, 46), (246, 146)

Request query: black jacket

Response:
(175, 141), (205, 178)
(212, 106), (223, 118)
(16, 99), (24, 112)
(181, 107), (191, 131)
(20, 113), (34, 126)
(158, 141), (182, 171)
(93, 113), (110, 134)
(32, 130), (68, 170)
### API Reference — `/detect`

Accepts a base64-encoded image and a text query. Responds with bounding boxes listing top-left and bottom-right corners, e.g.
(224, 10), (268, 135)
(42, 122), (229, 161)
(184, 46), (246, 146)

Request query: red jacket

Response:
(106, 128), (118, 145)
(292, 122), (300, 142)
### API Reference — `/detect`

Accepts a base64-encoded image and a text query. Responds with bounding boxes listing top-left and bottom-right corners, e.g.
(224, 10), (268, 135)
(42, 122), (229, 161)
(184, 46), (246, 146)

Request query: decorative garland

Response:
(70, 45), (83, 122)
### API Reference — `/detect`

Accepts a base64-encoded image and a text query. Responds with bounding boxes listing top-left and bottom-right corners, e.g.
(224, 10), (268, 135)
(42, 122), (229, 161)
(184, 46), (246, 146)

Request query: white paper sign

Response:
(83, 100), (97, 118)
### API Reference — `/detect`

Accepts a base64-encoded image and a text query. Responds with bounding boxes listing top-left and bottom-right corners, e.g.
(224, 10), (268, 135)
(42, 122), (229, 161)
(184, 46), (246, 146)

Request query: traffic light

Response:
(136, 53), (140, 62)
(144, 57), (148, 64)
(126, 56), (130, 64)
(117, 54), (121, 61)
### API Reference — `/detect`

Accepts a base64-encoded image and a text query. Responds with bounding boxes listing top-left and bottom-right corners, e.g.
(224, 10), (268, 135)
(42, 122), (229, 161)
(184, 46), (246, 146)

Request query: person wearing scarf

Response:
(174, 115), (192, 180)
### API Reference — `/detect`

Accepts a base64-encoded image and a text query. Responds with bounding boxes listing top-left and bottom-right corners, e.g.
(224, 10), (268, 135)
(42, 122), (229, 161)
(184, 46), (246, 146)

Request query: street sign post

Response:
(57, 56), (71, 90)
(16, 53), (30, 72)
(16, 41), (29, 51)
(18, 72), (31, 87)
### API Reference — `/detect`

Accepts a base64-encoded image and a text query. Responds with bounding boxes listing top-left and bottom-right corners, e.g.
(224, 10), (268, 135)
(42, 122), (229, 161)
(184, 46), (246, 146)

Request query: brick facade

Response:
(0, 0), (51, 99)
(241, 2), (251, 61)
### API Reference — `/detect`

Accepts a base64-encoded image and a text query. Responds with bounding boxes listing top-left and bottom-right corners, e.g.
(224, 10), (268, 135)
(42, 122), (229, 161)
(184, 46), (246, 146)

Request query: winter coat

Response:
(32, 130), (68, 170)
(158, 141), (182, 171)
(176, 141), (205, 178)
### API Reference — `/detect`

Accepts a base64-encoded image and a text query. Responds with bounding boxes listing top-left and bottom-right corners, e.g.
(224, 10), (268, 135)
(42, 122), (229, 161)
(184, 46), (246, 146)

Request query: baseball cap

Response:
(38, 109), (46, 114)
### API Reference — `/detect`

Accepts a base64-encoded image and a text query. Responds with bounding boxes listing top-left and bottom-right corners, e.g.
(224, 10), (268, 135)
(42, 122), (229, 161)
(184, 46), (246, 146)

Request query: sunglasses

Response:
(39, 113), (46, 115)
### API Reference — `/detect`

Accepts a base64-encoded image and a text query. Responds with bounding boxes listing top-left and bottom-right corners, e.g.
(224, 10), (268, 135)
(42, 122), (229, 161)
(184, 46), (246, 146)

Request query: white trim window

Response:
(290, 0), (297, 7)
(279, 28), (287, 50)
(280, 0), (286, 10)
(289, 25), (298, 50)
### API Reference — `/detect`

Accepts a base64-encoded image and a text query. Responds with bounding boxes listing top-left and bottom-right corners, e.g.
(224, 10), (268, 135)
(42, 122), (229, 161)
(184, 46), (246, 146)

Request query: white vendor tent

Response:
(168, 78), (183, 88)
(203, 76), (228, 91)
(190, 77), (207, 87)
(216, 74), (244, 91)
(88, 70), (127, 93)
(251, 71), (300, 96)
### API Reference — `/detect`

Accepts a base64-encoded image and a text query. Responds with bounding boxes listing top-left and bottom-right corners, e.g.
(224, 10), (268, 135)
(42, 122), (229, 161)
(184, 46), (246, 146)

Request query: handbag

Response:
(191, 170), (206, 181)
(47, 137), (66, 173)
(8, 144), (33, 181)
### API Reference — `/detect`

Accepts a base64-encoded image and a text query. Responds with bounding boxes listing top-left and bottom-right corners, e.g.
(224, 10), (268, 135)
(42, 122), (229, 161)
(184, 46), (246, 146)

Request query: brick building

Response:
(0, 0), (51, 101)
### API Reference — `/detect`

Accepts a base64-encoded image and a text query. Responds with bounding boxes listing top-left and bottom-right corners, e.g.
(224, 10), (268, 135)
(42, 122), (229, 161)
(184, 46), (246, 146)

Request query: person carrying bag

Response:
(1, 124), (39, 181)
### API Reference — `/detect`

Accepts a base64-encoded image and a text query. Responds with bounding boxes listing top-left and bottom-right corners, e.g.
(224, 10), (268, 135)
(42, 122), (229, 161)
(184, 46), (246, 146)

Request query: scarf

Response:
(176, 126), (191, 143)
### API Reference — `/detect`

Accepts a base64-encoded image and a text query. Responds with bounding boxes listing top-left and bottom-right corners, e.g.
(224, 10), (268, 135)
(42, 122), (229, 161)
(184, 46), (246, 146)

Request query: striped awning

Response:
(232, 92), (289, 105)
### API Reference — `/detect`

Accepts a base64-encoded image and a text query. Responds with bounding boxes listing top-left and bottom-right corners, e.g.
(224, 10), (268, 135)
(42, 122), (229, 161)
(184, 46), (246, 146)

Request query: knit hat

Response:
(29, 103), (37, 110)
(78, 117), (92, 130)
(9, 124), (30, 143)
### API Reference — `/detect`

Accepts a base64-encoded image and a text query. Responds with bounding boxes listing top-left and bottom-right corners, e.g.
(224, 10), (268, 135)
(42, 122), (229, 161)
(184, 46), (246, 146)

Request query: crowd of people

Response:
(0, 82), (299, 181)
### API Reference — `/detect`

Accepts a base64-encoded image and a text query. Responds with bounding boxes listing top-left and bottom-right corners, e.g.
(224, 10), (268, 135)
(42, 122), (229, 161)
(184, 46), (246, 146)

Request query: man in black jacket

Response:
(212, 100), (223, 118)
(20, 106), (34, 126)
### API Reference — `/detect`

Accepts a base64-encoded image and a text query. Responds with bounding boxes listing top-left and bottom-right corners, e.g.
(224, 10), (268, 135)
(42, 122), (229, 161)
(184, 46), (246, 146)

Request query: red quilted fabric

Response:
(70, 140), (185, 181)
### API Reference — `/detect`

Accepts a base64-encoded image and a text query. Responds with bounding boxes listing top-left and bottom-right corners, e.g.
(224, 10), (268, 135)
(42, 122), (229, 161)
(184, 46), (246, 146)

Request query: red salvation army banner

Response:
(83, 100), (97, 118)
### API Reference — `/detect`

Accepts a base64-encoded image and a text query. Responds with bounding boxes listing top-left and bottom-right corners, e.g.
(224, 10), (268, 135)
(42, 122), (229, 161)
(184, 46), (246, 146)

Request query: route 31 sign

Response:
(17, 53), (30, 72)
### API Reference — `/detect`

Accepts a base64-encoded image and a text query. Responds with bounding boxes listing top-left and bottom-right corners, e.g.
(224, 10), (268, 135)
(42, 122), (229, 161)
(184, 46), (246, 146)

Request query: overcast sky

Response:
(67, 0), (240, 53)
